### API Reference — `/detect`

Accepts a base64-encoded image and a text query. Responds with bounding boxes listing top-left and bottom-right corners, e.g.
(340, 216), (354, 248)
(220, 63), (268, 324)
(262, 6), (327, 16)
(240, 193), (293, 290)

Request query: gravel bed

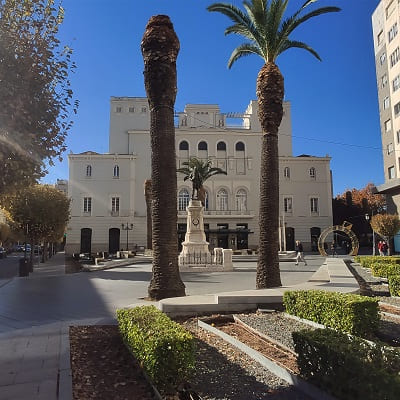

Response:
(234, 313), (315, 353)
(182, 318), (310, 400)
(377, 296), (400, 307)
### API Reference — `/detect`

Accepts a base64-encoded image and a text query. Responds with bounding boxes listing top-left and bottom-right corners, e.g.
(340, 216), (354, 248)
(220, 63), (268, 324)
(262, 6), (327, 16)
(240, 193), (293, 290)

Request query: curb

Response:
(58, 324), (72, 400)
(198, 319), (337, 400)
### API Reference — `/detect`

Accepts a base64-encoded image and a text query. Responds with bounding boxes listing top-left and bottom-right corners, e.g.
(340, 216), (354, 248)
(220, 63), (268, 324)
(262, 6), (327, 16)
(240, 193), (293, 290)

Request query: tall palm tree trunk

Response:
(256, 62), (283, 288)
(141, 15), (185, 300)
(144, 179), (152, 250)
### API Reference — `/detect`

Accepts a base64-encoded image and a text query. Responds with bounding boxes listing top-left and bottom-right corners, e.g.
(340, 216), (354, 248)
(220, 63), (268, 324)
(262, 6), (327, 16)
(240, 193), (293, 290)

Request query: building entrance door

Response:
(109, 228), (120, 254)
(80, 228), (92, 254)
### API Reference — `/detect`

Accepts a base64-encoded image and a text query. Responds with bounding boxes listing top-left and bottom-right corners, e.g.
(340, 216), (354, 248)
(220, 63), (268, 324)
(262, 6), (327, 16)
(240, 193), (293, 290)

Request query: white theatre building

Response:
(65, 97), (333, 255)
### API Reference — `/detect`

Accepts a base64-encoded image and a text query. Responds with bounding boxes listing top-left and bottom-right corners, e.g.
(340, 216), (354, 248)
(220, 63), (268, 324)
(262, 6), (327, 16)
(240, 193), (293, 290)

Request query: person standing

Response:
(378, 241), (383, 256)
(295, 240), (307, 266)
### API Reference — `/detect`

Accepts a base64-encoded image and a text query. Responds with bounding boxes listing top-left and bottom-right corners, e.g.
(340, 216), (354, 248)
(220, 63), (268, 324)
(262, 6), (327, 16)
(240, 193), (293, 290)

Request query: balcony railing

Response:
(178, 209), (253, 217)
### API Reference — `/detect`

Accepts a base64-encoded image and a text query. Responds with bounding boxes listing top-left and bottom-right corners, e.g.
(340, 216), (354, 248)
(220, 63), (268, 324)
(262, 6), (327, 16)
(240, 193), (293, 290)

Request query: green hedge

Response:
(370, 262), (400, 278)
(283, 290), (379, 337)
(117, 305), (195, 391)
(354, 256), (400, 268)
(293, 328), (400, 400)
(389, 274), (400, 296)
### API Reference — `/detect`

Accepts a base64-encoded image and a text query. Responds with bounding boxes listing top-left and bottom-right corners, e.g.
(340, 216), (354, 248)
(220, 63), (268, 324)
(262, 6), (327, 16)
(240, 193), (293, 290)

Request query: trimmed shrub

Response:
(283, 290), (379, 337)
(370, 262), (400, 278)
(354, 256), (400, 268)
(117, 306), (195, 391)
(293, 328), (400, 400)
(389, 274), (400, 296)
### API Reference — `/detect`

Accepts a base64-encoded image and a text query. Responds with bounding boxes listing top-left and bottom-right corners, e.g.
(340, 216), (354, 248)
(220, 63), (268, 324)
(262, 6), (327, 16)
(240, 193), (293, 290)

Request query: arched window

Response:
(235, 141), (245, 152)
(179, 141), (189, 151)
(217, 188), (228, 211)
(284, 167), (290, 179)
(235, 189), (247, 211)
(113, 165), (120, 178)
(178, 189), (190, 211)
(198, 141), (208, 151)
(309, 167), (316, 179)
(217, 141), (226, 151)
(86, 165), (92, 177)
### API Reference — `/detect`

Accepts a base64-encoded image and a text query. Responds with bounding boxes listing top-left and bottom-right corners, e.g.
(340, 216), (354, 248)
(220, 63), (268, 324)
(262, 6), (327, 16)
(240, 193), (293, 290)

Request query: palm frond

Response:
(227, 43), (263, 68)
(278, 39), (321, 61)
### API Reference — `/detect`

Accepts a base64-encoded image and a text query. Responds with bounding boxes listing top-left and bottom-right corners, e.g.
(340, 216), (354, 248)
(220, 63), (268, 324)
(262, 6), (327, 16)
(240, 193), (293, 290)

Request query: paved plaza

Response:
(0, 252), (331, 399)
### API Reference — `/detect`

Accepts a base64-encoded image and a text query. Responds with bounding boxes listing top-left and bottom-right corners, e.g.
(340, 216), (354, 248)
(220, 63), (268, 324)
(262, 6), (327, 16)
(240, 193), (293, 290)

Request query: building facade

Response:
(373, 1), (400, 212)
(65, 97), (333, 255)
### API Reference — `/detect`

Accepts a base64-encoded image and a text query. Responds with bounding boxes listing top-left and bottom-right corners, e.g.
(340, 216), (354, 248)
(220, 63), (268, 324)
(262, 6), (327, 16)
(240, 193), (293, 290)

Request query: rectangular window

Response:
(83, 197), (92, 213)
(381, 74), (388, 88)
(388, 165), (395, 179)
(380, 52), (386, 65)
(115, 106), (122, 113)
(378, 30), (384, 45)
(141, 107), (147, 113)
(310, 198), (319, 214)
(395, 102), (400, 117)
(283, 197), (293, 213)
(387, 143), (394, 154)
(386, 1), (395, 19)
(397, 130), (400, 143)
(111, 197), (120, 213)
(384, 96), (390, 109)
(390, 47), (400, 67)
(393, 75), (400, 92)
(385, 119), (392, 132)
(389, 22), (398, 42)
(128, 107), (135, 113)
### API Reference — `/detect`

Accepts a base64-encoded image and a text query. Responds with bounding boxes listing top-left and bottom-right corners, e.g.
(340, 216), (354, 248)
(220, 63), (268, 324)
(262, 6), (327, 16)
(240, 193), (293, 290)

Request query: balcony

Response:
(178, 209), (254, 218)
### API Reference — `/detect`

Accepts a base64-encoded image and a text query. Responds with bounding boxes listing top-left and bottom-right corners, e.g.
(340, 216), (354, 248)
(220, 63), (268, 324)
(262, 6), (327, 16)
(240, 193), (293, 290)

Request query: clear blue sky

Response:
(43, 0), (382, 196)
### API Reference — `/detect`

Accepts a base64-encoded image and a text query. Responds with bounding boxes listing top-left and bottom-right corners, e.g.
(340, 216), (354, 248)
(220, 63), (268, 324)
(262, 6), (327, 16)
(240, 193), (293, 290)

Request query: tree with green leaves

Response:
(177, 157), (227, 204)
(208, 0), (340, 288)
(370, 214), (400, 256)
(0, 0), (77, 195)
(141, 15), (186, 300)
(5, 184), (70, 262)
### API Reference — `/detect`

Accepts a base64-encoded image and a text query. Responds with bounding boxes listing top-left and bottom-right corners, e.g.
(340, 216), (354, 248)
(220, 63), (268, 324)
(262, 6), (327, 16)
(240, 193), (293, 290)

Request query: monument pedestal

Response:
(178, 200), (212, 267)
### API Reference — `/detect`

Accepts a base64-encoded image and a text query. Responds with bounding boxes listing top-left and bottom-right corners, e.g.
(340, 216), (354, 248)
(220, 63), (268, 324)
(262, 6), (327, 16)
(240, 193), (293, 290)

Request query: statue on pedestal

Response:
(177, 158), (226, 268)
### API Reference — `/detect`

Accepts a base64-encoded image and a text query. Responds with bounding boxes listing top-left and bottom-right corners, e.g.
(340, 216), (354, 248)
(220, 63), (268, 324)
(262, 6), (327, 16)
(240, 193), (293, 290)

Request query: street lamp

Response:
(365, 213), (375, 256)
(121, 223), (133, 251)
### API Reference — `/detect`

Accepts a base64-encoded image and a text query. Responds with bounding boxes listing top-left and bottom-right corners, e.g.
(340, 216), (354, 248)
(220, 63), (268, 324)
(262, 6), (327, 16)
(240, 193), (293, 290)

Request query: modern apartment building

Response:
(373, 0), (400, 212)
(65, 97), (333, 255)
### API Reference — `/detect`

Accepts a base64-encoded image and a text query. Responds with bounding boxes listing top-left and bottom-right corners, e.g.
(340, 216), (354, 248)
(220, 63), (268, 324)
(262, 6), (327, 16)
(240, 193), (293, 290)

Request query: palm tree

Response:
(177, 157), (227, 205)
(143, 179), (152, 250)
(208, 0), (340, 288)
(141, 15), (186, 300)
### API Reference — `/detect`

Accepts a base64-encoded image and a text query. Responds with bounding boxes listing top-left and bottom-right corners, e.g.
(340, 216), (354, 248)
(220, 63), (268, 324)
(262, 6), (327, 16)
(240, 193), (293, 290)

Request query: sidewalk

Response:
(0, 256), (359, 399)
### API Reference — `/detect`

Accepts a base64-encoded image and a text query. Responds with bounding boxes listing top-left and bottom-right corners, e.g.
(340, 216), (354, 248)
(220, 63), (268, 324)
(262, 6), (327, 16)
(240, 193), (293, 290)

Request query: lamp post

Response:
(365, 213), (375, 256)
(121, 223), (133, 251)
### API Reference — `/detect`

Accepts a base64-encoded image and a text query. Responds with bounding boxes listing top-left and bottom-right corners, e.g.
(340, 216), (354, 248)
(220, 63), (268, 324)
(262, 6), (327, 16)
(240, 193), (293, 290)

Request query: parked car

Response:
(0, 247), (7, 259)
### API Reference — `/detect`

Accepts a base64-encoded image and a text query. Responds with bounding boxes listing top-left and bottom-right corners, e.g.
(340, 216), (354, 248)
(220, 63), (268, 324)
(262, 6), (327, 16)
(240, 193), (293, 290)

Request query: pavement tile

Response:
(0, 381), (39, 400)
(0, 371), (16, 386)
(14, 367), (58, 384)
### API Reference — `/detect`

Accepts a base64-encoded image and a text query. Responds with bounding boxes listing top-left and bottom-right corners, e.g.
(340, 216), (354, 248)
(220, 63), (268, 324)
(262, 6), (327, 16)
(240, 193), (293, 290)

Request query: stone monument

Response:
(178, 200), (212, 267)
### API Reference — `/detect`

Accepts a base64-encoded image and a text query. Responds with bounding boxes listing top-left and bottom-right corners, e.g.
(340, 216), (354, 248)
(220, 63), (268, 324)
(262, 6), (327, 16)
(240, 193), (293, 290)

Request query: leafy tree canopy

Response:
(335, 183), (386, 214)
(0, 0), (77, 195)
(3, 184), (70, 242)
(370, 214), (400, 242)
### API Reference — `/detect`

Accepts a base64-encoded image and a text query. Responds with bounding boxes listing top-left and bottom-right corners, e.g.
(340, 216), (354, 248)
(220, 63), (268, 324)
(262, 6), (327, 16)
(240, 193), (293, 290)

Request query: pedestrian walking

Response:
(378, 241), (383, 256)
(331, 242), (337, 257)
(295, 240), (307, 266)
(381, 241), (388, 256)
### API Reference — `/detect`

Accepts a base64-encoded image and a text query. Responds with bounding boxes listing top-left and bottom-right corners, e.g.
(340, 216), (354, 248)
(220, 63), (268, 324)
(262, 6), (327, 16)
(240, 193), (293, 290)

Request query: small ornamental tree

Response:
(5, 185), (70, 261)
(370, 214), (400, 255)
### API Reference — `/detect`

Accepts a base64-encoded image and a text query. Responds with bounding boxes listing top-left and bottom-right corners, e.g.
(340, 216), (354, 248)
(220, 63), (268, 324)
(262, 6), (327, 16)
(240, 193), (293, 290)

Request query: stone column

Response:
(222, 249), (233, 271)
